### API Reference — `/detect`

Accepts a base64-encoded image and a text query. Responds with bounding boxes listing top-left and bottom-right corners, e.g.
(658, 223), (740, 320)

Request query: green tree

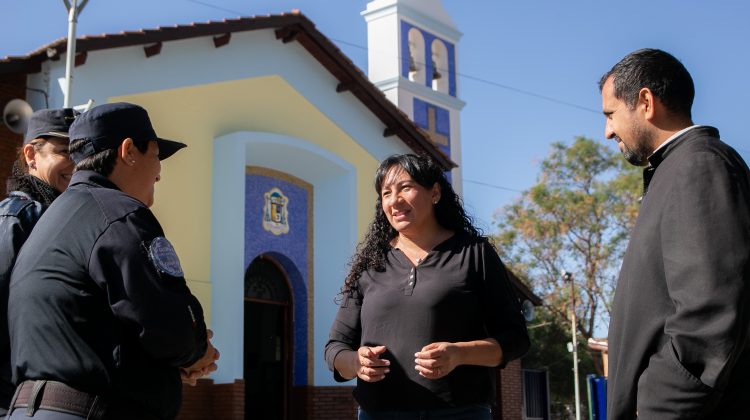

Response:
(494, 136), (641, 371)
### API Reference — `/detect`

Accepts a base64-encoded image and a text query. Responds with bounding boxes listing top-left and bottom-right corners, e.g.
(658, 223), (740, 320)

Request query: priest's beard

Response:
(620, 125), (655, 167)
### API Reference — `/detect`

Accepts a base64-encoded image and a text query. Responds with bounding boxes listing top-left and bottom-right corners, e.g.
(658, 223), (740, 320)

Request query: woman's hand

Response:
(334, 345), (390, 382)
(414, 342), (460, 379)
(415, 339), (502, 380)
(355, 345), (390, 382)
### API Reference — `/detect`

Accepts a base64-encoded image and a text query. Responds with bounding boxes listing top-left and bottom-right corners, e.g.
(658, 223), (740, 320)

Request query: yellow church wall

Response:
(111, 75), (380, 323)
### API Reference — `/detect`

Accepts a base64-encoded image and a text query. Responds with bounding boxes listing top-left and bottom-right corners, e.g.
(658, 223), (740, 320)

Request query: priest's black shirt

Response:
(607, 126), (750, 419)
(325, 233), (529, 411)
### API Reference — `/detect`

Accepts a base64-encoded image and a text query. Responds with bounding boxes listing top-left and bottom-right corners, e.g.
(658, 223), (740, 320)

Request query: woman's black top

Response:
(325, 233), (530, 411)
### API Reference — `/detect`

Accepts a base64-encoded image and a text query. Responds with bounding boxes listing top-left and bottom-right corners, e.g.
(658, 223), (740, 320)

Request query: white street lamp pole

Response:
(62, 0), (89, 108)
(564, 270), (581, 420)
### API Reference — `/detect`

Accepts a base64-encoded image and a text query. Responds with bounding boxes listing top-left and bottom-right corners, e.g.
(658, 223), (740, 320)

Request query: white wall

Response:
(211, 132), (358, 385)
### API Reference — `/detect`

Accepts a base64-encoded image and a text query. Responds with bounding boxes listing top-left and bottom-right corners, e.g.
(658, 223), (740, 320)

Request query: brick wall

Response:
(498, 359), (524, 420)
(178, 375), (526, 420)
(0, 73), (26, 199)
(178, 383), (357, 420)
(309, 386), (357, 420)
(177, 378), (244, 420)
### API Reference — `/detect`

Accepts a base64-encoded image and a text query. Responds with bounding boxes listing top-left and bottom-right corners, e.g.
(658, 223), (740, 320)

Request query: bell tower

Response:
(363, 0), (465, 190)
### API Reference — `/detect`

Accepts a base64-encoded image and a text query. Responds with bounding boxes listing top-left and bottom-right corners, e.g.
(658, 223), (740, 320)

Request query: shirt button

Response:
(408, 281), (414, 286)
(409, 274), (414, 279)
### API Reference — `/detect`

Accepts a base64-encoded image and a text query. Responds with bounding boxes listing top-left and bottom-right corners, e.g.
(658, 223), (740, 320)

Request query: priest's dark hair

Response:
(599, 48), (694, 120)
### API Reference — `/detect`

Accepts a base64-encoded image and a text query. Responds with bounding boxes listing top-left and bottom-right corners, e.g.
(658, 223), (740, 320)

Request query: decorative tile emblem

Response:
(263, 187), (290, 235)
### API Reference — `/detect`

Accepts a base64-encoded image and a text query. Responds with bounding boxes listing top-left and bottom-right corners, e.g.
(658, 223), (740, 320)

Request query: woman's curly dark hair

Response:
(340, 154), (481, 298)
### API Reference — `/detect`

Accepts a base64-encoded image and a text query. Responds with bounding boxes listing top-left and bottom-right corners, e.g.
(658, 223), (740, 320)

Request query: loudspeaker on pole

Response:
(2, 99), (33, 135)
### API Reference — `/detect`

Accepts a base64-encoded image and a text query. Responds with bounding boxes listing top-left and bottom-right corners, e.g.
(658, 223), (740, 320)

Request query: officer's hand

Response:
(181, 330), (220, 386)
(180, 368), (203, 386)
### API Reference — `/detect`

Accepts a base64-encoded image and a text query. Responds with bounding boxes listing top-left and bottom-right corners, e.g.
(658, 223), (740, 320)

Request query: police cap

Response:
(68, 102), (186, 164)
(24, 108), (78, 144)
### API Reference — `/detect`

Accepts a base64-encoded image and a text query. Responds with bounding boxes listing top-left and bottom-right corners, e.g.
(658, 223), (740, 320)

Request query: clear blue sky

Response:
(3, 0), (749, 232)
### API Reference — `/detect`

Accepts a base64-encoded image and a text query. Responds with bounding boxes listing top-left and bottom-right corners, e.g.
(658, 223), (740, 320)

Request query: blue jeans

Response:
(358, 404), (492, 420)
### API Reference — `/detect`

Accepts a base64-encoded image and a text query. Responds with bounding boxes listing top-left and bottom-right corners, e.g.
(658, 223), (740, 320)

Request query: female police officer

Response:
(6, 102), (217, 419)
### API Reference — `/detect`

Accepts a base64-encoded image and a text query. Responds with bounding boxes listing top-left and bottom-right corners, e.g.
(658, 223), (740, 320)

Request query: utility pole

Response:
(62, 0), (89, 108)
(563, 270), (581, 420)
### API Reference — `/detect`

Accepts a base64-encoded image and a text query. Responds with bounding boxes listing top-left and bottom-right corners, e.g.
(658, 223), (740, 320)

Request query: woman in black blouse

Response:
(325, 154), (530, 419)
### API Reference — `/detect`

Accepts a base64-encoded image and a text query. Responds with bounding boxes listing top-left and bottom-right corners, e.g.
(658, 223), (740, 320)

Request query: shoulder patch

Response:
(148, 236), (184, 277)
(0, 195), (35, 218)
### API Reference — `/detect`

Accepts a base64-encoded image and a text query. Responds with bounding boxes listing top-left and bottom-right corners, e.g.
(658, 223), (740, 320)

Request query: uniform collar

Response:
(69, 170), (121, 191)
(6, 174), (59, 207)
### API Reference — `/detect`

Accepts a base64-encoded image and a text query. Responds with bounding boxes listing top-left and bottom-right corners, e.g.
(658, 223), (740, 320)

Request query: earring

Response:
(130, 160), (136, 165)
(433, 199), (438, 204)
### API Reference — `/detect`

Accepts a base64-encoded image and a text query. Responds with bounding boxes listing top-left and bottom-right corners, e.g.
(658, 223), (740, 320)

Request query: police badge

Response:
(148, 236), (184, 277)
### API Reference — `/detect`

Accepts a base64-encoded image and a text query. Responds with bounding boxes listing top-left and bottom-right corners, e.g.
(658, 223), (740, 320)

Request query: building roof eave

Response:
(0, 12), (456, 170)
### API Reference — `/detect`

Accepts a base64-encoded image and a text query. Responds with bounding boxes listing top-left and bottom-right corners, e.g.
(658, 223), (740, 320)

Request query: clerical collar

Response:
(650, 125), (700, 158)
(641, 125), (712, 199)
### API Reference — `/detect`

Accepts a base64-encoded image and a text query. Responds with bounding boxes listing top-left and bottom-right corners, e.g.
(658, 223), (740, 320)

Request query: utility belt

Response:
(9, 380), (160, 420)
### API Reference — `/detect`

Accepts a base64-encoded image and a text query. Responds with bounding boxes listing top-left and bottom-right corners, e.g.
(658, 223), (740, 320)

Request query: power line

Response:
(464, 179), (523, 193)
(180, 0), (600, 115)
(329, 37), (599, 114)
(181, 0), (531, 194)
(185, 0), (241, 15)
(458, 73), (600, 114)
(179, 1), (750, 194)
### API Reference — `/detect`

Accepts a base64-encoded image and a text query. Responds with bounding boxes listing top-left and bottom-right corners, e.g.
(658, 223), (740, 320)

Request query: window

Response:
(407, 28), (426, 84)
(431, 39), (449, 93)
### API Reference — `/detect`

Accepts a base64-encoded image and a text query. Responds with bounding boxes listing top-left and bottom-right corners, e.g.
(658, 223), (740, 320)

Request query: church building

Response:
(0, 1), (542, 419)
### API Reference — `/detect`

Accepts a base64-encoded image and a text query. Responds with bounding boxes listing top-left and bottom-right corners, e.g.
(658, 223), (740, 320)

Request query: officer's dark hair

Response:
(598, 48), (694, 120)
(70, 139), (149, 177)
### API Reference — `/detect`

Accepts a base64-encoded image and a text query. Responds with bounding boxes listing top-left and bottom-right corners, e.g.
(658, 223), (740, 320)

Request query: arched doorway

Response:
(244, 255), (291, 420)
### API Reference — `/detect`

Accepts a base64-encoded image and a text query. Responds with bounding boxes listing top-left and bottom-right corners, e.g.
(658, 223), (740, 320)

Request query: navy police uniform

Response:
(0, 108), (77, 412)
(0, 191), (45, 408)
(8, 170), (207, 419)
(7, 103), (205, 420)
